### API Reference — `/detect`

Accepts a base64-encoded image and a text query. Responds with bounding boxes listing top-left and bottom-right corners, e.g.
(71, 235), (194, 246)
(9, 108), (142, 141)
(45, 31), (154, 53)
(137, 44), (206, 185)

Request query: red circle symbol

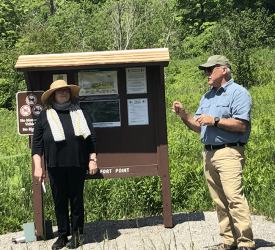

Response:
(26, 94), (37, 106)
(20, 105), (31, 117)
(32, 104), (43, 116)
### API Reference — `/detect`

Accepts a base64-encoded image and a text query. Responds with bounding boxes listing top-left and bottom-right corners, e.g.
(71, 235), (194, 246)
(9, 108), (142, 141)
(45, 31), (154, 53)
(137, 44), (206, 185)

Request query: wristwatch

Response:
(89, 158), (97, 162)
(214, 117), (220, 127)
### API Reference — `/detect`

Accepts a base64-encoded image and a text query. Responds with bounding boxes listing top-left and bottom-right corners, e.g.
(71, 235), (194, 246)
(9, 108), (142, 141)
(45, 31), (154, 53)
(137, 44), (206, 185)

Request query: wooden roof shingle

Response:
(15, 48), (169, 70)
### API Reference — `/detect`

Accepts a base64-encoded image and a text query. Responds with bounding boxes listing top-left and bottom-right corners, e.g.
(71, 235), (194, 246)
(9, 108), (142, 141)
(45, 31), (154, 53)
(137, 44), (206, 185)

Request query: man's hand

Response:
(171, 101), (201, 133)
(195, 114), (214, 126)
(172, 101), (185, 117)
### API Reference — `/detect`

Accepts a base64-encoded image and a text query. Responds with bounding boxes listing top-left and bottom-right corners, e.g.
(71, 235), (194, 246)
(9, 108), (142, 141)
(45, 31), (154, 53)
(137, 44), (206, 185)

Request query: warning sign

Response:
(32, 104), (43, 116)
(16, 91), (44, 135)
(25, 93), (37, 106)
(20, 105), (32, 116)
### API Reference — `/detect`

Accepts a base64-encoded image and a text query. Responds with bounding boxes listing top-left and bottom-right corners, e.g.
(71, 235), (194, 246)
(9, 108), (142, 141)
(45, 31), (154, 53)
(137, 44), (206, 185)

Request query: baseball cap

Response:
(198, 55), (231, 70)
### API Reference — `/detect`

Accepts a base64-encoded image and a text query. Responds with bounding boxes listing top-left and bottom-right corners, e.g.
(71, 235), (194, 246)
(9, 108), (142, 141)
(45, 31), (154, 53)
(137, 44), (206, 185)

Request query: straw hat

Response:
(41, 80), (80, 104)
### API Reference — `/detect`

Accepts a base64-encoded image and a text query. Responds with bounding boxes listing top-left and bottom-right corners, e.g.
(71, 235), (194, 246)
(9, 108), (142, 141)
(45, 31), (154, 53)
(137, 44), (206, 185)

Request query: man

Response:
(172, 55), (255, 250)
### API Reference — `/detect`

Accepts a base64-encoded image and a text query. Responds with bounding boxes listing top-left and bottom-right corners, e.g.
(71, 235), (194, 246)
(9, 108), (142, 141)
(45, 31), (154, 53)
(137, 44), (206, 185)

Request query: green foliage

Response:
(99, 0), (178, 50)
(0, 109), (32, 233)
(0, 40), (26, 110)
(1, 0), (275, 234)
(0, 0), (27, 46)
(176, 0), (223, 35)
(176, 25), (216, 59)
(176, 0), (275, 38)
(250, 48), (275, 86)
(210, 8), (275, 87)
(128, 0), (178, 49)
(242, 80), (275, 217)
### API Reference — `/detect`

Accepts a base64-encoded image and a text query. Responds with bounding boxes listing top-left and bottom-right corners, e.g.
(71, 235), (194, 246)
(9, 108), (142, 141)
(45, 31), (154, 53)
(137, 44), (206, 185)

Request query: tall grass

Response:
(0, 109), (33, 233)
(1, 49), (275, 234)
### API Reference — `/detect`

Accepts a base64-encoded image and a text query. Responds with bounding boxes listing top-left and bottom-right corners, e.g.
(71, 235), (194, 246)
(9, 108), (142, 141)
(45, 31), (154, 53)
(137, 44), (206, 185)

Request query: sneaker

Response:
(66, 234), (82, 249)
(52, 236), (68, 250)
(238, 247), (255, 250)
(208, 243), (238, 250)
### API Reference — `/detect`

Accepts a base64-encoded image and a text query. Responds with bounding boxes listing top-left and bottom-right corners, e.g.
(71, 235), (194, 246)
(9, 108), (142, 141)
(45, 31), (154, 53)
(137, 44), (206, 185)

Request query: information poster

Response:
(126, 67), (147, 94)
(78, 70), (118, 96)
(80, 100), (121, 128)
(16, 91), (44, 135)
(127, 98), (149, 126)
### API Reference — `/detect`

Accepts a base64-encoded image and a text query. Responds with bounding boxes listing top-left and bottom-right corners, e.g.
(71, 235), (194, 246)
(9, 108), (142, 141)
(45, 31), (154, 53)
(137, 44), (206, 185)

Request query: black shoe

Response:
(66, 234), (82, 249)
(52, 236), (68, 250)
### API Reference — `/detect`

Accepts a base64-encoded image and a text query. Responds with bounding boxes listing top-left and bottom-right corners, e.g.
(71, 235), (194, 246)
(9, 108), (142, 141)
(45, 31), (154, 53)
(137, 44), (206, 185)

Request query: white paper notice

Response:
(127, 98), (149, 126)
(126, 67), (147, 94)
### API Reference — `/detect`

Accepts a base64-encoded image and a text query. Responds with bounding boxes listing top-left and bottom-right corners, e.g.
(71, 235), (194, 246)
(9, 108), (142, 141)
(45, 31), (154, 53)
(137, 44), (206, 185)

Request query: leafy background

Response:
(0, 0), (275, 234)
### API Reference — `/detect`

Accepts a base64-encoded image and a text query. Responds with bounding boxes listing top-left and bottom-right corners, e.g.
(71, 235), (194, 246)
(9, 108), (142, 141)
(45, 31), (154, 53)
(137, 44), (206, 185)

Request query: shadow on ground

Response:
(75, 211), (205, 245)
(255, 238), (275, 249)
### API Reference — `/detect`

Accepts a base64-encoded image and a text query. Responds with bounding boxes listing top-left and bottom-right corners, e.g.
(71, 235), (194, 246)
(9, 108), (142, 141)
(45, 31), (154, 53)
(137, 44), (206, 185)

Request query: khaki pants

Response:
(203, 146), (255, 248)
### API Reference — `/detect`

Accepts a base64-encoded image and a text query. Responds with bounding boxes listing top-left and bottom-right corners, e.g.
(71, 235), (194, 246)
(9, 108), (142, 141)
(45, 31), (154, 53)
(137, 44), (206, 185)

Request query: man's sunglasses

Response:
(204, 65), (223, 73)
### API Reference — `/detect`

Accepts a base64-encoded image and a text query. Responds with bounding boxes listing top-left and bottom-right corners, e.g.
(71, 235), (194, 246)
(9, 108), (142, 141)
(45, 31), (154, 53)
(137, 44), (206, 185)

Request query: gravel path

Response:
(1, 211), (275, 250)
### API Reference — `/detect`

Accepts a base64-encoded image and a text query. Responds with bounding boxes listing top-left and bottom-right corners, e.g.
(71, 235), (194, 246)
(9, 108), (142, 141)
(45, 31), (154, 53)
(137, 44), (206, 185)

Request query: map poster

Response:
(79, 100), (121, 128)
(78, 70), (118, 96)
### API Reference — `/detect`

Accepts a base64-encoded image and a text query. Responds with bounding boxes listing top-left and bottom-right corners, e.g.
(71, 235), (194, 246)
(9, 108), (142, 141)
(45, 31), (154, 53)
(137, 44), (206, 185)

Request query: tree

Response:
(0, 0), (28, 46)
(50, 0), (54, 15)
(176, 0), (226, 36)
(102, 0), (149, 50)
(211, 8), (275, 87)
(101, 0), (178, 50)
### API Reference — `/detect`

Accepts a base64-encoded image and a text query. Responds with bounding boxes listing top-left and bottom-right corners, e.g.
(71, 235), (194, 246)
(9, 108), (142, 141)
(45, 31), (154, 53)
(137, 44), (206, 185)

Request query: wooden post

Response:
(31, 157), (45, 238)
(154, 65), (173, 228)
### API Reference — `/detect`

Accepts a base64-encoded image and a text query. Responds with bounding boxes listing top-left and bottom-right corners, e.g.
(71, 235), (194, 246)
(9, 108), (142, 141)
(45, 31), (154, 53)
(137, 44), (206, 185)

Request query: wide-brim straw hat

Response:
(41, 80), (80, 104)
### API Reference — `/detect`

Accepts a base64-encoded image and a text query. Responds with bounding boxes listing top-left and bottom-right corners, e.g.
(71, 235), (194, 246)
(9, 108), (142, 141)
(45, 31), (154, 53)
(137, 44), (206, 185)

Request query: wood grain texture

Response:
(15, 48), (169, 69)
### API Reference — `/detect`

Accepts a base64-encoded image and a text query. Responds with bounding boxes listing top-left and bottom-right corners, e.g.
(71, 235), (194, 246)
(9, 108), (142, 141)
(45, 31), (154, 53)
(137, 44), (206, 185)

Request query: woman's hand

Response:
(34, 166), (45, 182)
(89, 161), (98, 175)
(33, 154), (45, 182)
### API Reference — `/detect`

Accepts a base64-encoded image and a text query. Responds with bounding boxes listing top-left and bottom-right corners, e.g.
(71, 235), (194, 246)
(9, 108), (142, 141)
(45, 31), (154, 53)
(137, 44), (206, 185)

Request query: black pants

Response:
(48, 167), (86, 237)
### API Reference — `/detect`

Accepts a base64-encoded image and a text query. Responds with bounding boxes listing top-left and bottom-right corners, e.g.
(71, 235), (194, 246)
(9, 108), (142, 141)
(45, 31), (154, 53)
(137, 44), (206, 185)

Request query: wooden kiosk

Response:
(15, 48), (172, 238)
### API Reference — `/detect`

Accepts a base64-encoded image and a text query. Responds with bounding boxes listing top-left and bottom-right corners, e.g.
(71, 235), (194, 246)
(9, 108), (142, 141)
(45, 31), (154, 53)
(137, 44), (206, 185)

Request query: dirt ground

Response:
(1, 211), (275, 250)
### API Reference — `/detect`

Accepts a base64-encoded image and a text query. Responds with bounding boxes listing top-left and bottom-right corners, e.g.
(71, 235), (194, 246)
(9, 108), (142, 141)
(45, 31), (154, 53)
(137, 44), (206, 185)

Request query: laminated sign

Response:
(16, 91), (44, 135)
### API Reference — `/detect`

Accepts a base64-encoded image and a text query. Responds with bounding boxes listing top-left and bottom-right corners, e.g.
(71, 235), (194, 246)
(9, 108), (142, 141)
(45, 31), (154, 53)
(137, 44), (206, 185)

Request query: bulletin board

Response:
(15, 48), (172, 238)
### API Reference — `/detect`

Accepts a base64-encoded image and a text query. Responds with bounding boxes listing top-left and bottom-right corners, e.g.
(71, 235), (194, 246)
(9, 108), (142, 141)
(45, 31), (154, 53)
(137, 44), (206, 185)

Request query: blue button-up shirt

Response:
(194, 79), (252, 145)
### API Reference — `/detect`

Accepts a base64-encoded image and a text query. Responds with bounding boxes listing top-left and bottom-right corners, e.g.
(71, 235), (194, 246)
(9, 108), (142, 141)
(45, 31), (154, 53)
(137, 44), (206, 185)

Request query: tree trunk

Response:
(50, 0), (54, 15)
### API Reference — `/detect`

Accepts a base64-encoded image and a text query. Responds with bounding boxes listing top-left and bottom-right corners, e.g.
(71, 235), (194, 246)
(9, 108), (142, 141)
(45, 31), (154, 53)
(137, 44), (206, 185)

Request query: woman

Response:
(32, 79), (97, 250)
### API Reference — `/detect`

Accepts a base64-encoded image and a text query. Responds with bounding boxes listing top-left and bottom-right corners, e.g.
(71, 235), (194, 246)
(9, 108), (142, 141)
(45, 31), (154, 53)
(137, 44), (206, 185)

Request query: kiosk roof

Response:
(15, 48), (169, 71)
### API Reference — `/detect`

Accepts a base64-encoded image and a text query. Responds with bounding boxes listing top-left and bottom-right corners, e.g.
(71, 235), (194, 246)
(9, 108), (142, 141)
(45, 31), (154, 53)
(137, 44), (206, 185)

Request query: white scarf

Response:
(46, 104), (91, 142)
